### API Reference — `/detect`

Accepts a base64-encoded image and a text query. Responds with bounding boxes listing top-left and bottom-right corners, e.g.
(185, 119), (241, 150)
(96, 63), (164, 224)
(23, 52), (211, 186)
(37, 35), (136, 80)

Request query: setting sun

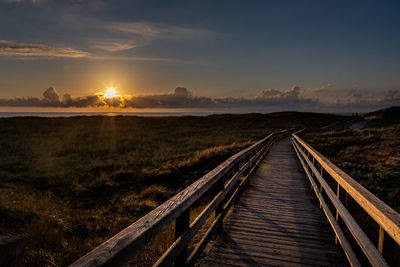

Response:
(104, 88), (120, 98)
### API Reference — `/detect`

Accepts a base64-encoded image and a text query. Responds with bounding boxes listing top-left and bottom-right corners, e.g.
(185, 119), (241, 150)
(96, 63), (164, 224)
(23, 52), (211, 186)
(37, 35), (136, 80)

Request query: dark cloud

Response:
(124, 86), (317, 110)
(124, 87), (194, 108)
(0, 88), (103, 107)
(0, 86), (398, 112)
(43, 87), (60, 103)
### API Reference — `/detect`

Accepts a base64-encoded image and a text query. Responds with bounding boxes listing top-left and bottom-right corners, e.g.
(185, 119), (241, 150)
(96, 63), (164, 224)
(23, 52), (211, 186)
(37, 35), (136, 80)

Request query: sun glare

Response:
(104, 88), (120, 98)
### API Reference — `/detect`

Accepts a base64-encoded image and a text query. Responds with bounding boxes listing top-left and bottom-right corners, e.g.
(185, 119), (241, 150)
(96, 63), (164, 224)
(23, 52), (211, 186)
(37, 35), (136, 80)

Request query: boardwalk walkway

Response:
(199, 138), (344, 266)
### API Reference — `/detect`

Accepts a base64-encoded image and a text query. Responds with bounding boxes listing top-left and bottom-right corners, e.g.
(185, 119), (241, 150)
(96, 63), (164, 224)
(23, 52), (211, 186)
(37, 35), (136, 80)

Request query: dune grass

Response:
(0, 112), (343, 266)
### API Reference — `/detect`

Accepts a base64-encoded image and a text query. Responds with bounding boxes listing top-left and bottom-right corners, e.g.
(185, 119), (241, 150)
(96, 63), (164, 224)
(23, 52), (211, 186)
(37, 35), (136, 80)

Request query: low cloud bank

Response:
(0, 86), (398, 112)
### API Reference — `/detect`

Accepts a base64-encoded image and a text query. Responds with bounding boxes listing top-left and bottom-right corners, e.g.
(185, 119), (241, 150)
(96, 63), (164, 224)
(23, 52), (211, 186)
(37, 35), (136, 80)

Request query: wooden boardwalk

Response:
(199, 138), (345, 266)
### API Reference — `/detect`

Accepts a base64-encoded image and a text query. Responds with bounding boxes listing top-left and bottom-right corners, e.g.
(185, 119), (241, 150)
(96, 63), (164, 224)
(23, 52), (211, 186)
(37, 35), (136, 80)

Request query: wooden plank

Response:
(225, 219), (334, 235)
(293, 134), (400, 246)
(188, 141), (276, 265)
(292, 141), (361, 267)
(210, 242), (343, 263)
(199, 138), (345, 266)
(173, 208), (190, 266)
(293, 138), (388, 266)
(206, 250), (335, 266)
(187, 138), (279, 265)
(201, 255), (310, 267)
(378, 226), (385, 254)
(217, 231), (340, 250)
(222, 224), (337, 241)
(155, 141), (272, 266)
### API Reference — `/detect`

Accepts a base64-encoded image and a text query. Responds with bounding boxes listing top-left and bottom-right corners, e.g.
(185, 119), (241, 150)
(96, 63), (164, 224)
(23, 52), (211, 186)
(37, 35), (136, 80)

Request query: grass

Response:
(0, 112), (343, 266)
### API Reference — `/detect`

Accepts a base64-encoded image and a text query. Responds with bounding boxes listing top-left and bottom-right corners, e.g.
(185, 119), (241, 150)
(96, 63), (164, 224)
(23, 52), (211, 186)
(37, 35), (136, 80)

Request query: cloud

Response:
(109, 22), (214, 40)
(0, 86), (398, 113)
(384, 90), (400, 101)
(92, 41), (137, 52)
(0, 88), (103, 107)
(124, 87), (195, 108)
(0, 40), (170, 61)
(0, 40), (89, 58)
(311, 84), (334, 94)
(255, 86), (300, 100)
(110, 86), (314, 110)
(3, 0), (23, 3)
(43, 87), (60, 102)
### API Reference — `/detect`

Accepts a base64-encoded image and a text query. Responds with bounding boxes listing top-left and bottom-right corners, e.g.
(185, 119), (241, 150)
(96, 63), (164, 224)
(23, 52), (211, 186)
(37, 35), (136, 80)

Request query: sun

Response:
(103, 88), (120, 98)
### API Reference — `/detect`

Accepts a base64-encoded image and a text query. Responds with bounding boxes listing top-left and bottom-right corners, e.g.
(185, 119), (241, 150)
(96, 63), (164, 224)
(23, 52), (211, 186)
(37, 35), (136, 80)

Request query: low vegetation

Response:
(0, 112), (343, 266)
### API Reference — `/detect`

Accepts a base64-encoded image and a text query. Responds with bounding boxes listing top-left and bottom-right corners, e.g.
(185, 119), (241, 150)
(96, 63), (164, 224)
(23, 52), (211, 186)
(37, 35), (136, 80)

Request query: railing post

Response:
(215, 174), (226, 231)
(335, 183), (340, 245)
(175, 208), (190, 266)
(319, 168), (324, 209)
(378, 226), (385, 255)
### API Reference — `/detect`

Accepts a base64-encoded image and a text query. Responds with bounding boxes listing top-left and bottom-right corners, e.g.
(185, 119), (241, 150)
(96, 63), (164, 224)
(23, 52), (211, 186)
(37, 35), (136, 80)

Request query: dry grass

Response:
(0, 112), (342, 266)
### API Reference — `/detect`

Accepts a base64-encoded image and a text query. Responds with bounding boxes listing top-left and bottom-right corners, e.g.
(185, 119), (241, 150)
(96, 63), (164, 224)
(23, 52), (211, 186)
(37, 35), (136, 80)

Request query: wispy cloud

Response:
(310, 83), (334, 94)
(109, 22), (214, 39)
(255, 86), (300, 101)
(92, 41), (137, 52)
(0, 40), (170, 61)
(3, 0), (48, 5)
(0, 40), (89, 58)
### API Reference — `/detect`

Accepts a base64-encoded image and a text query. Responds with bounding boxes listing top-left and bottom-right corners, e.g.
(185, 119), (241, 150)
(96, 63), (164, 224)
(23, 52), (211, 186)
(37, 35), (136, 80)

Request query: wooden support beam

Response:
(174, 208), (190, 266)
(378, 226), (384, 255)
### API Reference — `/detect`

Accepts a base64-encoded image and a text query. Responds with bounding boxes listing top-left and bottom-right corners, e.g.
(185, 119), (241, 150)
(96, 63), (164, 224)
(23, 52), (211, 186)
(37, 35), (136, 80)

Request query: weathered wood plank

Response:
(188, 139), (278, 265)
(155, 141), (272, 266)
(292, 141), (361, 266)
(198, 138), (345, 266)
(293, 137), (388, 266)
(293, 134), (400, 246)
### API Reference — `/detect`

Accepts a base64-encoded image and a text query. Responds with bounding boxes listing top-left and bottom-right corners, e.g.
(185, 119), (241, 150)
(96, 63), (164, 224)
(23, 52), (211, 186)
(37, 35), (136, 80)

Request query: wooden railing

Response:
(291, 133), (400, 267)
(70, 130), (288, 267)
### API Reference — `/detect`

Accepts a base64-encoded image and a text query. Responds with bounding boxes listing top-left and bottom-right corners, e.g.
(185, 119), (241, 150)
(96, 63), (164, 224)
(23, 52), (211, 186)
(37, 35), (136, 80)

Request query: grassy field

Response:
(0, 112), (343, 266)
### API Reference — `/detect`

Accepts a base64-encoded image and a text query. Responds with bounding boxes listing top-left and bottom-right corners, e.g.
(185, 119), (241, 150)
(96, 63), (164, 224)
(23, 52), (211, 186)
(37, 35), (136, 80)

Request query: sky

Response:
(0, 0), (399, 113)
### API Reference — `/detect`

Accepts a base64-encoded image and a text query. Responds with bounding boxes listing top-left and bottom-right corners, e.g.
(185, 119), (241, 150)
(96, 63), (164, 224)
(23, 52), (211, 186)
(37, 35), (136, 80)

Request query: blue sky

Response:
(0, 0), (399, 112)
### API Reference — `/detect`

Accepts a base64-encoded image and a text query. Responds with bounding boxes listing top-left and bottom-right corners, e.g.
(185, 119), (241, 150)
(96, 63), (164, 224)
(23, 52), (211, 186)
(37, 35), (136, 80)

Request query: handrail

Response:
(70, 130), (288, 266)
(292, 133), (400, 266)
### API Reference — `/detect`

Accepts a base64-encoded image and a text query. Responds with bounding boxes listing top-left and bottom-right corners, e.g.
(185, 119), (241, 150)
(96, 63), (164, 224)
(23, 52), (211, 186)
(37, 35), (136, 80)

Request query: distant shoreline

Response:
(0, 111), (217, 118)
(0, 111), (359, 118)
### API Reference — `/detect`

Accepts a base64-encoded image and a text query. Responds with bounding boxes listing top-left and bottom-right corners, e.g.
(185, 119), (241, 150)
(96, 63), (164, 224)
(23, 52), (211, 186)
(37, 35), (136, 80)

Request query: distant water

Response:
(0, 111), (361, 118)
(0, 112), (220, 118)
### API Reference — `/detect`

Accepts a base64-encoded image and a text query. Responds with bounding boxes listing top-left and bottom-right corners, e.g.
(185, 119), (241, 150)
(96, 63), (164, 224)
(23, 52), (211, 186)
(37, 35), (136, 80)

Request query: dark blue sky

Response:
(0, 0), (399, 111)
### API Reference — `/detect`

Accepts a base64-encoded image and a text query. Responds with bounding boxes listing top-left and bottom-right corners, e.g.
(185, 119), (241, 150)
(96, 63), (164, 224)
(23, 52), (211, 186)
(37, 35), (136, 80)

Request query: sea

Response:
(0, 112), (221, 118)
(0, 111), (359, 118)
